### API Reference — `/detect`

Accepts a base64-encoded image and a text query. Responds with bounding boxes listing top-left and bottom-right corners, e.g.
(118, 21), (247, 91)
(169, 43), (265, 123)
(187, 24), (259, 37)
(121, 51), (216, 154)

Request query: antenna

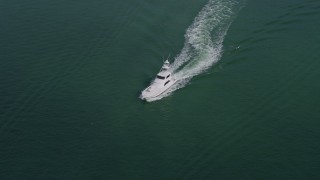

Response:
(167, 54), (171, 60)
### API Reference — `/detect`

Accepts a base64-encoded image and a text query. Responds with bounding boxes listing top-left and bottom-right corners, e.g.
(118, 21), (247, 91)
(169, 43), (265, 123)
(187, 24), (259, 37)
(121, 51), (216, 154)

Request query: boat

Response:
(140, 60), (176, 101)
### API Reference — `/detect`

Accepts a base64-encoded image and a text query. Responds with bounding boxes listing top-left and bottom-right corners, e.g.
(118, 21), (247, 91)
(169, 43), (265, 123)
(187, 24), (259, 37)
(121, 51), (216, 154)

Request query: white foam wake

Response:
(146, 0), (244, 102)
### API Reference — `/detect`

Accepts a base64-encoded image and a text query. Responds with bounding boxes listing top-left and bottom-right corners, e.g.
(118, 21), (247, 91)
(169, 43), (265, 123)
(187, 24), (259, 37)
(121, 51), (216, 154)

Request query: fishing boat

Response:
(140, 60), (176, 101)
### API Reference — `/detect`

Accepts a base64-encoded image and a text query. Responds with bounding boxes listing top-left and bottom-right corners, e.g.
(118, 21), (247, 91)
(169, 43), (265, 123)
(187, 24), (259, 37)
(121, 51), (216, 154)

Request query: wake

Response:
(147, 0), (244, 102)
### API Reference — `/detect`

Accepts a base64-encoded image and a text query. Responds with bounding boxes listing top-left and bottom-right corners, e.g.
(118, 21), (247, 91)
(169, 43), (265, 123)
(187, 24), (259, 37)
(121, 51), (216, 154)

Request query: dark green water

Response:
(1, 0), (320, 179)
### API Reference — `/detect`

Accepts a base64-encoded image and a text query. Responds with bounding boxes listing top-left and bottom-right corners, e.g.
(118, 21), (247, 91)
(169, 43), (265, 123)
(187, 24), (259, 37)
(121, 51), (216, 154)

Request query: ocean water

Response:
(1, 0), (320, 179)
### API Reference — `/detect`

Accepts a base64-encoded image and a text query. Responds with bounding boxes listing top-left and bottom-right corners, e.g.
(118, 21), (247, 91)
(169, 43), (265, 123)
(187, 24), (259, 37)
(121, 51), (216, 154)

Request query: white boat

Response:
(140, 60), (176, 101)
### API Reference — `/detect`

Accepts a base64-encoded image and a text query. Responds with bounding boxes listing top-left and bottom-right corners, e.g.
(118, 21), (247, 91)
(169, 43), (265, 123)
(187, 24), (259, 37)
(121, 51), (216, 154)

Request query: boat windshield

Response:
(161, 67), (168, 71)
(157, 75), (165, 80)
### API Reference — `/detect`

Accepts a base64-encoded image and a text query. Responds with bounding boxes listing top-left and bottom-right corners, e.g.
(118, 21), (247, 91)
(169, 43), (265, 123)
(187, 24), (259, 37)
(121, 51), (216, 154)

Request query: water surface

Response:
(1, 0), (320, 179)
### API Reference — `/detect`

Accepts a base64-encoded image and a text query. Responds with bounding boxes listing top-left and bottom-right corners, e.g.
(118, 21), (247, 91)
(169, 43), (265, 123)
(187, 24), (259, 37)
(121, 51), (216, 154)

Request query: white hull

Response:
(140, 78), (176, 101)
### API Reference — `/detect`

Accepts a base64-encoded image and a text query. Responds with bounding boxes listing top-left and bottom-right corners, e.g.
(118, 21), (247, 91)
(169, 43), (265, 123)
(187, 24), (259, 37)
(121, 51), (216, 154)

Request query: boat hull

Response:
(140, 79), (176, 101)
